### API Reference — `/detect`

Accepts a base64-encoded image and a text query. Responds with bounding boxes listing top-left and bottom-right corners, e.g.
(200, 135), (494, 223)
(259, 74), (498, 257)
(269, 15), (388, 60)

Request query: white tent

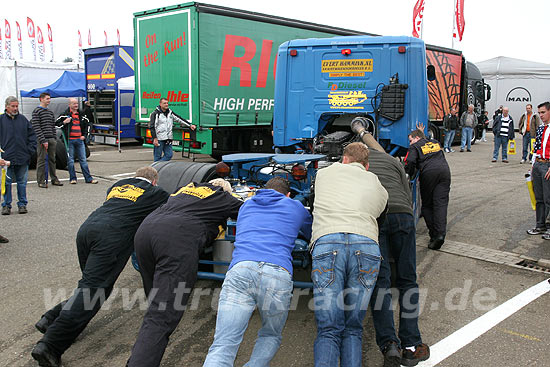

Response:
(476, 56), (550, 122)
(0, 60), (82, 119)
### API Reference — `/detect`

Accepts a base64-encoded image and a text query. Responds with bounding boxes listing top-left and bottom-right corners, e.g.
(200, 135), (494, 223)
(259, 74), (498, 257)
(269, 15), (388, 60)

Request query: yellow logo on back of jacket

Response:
(421, 142), (441, 155)
(107, 184), (145, 202)
(172, 183), (216, 199)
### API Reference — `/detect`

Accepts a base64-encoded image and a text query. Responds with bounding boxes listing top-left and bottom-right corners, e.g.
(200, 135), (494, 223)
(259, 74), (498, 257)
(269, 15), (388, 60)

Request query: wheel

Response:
(428, 123), (439, 142)
(151, 161), (218, 194)
(470, 128), (477, 145)
(56, 138), (68, 170)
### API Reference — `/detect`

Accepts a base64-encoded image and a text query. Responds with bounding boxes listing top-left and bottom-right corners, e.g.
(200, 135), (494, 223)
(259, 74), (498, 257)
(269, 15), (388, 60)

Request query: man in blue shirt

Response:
(203, 177), (312, 367)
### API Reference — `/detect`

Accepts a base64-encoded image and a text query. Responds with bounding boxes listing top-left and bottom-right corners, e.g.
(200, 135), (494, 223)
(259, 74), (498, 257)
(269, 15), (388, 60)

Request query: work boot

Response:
(428, 235), (445, 250)
(382, 341), (402, 367)
(35, 316), (53, 334)
(401, 343), (430, 366)
(51, 180), (63, 186)
(1, 206), (10, 215)
(31, 342), (61, 367)
(18, 206), (28, 214)
(0, 234), (8, 243)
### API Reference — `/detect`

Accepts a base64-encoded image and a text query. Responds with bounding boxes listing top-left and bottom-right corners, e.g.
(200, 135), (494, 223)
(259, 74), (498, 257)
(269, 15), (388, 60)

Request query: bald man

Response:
(56, 98), (97, 184)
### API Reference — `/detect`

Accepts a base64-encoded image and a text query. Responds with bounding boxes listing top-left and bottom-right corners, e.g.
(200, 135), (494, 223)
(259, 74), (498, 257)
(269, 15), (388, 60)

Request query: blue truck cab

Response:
(85, 46), (137, 144)
(273, 36), (430, 157)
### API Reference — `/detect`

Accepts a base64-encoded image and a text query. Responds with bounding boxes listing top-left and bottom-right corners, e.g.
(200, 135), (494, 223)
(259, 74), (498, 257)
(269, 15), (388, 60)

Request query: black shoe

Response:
(35, 316), (53, 334)
(0, 234), (8, 243)
(38, 182), (48, 188)
(382, 341), (402, 367)
(51, 180), (63, 186)
(460, 149), (464, 152)
(401, 343), (430, 366)
(31, 342), (61, 367)
(18, 205), (28, 214)
(1, 206), (10, 215)
(467, 149), (472, 152)
(429, 235), (445, 250)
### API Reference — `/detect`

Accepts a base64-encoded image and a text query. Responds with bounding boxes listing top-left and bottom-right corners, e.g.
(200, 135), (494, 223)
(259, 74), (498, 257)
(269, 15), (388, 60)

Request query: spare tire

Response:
(152, 161), (218, 194)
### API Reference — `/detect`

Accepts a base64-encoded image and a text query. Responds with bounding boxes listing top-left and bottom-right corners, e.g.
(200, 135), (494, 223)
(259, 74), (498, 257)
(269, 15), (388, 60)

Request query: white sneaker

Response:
(520, 159), (526, 164)
(450, 149), (455, 153)
(444, 148), (449, 153)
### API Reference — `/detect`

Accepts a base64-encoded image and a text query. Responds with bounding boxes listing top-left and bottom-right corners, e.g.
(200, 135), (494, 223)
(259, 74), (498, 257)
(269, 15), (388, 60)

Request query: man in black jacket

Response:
(127, 178), (242, 367)
(0, 96), (37, 215)
(492, 107), (515, 163)
(56, 98), (97, 184)
(405, 128), (451, 250)
(443, 107), (459, 153)
(31, 166), (170, 367)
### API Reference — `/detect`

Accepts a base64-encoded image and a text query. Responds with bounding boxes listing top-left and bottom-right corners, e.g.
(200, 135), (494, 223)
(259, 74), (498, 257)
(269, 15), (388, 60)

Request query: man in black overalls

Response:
(31, 167), (170, 367)
(405, 128), (451, 250)
(127, 179), (242, 367)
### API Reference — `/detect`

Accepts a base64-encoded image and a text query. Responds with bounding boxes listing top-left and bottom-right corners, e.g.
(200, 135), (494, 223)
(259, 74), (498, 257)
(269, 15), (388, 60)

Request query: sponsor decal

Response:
(506, 87), (531, 102)
(107, 184), (145, 202)
(213, 98), (274, 111)
(421, 141), (441, 154)
(172, 183), (216, 199)
(322, 59), (373, 78)
(328, 82), (367, 90)
(142, 91), (162, 99)
(328, 90), (367, 109)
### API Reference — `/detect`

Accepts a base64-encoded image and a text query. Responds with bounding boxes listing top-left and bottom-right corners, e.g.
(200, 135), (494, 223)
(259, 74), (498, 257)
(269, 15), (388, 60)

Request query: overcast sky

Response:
(2, 0), (549, 65)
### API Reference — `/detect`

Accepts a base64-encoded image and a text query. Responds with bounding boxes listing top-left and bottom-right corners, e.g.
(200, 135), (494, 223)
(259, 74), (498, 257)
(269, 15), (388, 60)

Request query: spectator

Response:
(459, 104), (477, 152)
(127, 179), (242, 367)
(518, 104), (541, 164)
(31, 167), (169, 367)
(32, 92), (63, 188)
(405, 128), (450, 250)
(56, 98), (98, 184)
(492, 107), (515, 163)
(361, 133), (430, 367)
(203, 177), (312, 367)
(443, 107), (459, 153)
(527, 102), (550, 238)
(310, 142), (388, 367)
(0, 157), (10, 242)
(478, 110), (489, 142)
(0, 96), (37, 215)
(149, 98), (196, 162)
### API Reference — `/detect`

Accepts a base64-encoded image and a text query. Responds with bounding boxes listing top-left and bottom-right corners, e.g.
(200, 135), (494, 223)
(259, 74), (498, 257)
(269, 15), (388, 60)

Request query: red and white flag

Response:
(47, 23), (54, 61)
(37, 25), (45, 61)
(412, 0), (425, 39)
(117, 29), (120, 46)
(16, 21), (22, 59)
(88, 28), (91, 46)
(78, 30), (83, 63)
(453, 0), (466, 42)
(104, 30), (108, 46)
(27, 17), (36, 60)
(4, 20), (12, 59)
(0, 28), (3, 59)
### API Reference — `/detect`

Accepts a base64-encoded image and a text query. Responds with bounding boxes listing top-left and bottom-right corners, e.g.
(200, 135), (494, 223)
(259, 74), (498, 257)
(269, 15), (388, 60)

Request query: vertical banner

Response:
(27, 17), (36, 61)
(4, 20), (12, 59)
(453, 0), (466, 42)
(78, 30), (83, 63)
(47, 23), (53, 61)
(88, 28), (91, 47)
(37, 26), (45, 61)
(16, 21), (22, 59)
(412, 0), (426, 39)
(104, 30), (108, 46)
(117, 28), (120, 46)
(0, 28), (3, 59)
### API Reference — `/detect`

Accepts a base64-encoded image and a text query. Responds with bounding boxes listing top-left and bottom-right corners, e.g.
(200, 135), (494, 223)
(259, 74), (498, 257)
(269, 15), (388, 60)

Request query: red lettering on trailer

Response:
(143, 50), (158, 67)
(142, 91), (161, 99)
(166, 91), (188, 102)
(218, 35), (256, 87)
(145, 33), (156, 48)
(164, 32), (186, 56)
(256, 39), (273, 88)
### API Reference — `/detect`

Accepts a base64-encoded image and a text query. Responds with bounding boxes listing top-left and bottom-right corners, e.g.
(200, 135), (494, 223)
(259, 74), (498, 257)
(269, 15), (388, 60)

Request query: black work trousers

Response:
(126, 218), (202, 367)
(419, 168), (451, 239)
(40, 221), (135, 355)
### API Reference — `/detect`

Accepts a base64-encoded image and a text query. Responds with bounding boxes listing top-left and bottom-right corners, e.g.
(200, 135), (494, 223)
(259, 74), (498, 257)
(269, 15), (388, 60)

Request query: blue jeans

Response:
(153, 140), (173, 162)
(522, 132), (531, 160)
(311, 233), (381, 367)
(68, 139), (93, 182)
(444, 129), (456, 150)
(370, 213), (422, 350)
(2, 164), (28, 208)
(493, 135), (508, 161)
(460, 127), (473, 150)
(203, 261), (293, 367)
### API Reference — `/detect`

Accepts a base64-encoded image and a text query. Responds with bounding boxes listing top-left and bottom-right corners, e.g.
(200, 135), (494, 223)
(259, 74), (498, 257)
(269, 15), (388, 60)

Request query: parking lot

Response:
(0, 139), (549, 366)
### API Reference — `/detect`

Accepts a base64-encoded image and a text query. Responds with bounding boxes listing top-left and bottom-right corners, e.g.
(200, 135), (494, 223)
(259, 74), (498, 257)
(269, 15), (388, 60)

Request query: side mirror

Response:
(427, 65), (436, 81)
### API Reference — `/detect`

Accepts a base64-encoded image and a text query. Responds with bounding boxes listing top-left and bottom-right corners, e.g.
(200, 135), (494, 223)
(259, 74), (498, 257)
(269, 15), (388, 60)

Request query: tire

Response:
(428, 123), (439, 142)
(56, 138), (68, 170)
(470, 128), (477, 145)
(151, 161), (218, 194)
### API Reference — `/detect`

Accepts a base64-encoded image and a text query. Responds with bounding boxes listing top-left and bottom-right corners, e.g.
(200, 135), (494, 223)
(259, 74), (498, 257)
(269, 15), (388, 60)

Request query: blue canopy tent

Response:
(20, 71), (85, 98)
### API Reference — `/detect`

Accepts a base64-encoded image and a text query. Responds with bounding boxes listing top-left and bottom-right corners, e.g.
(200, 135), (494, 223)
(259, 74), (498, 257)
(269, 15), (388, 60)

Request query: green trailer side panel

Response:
(135, 8), (193, 123)
(197, 13), (338, 128)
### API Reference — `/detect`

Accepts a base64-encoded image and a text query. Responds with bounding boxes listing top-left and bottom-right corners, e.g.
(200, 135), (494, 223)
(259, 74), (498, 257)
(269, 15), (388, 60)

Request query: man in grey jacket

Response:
(459, 104), (477, 152)
(149, 98), (196, 162)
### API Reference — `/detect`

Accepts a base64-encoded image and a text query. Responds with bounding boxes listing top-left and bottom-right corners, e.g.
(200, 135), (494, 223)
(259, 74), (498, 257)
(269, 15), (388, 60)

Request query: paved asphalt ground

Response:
(0, 137), (549, 366)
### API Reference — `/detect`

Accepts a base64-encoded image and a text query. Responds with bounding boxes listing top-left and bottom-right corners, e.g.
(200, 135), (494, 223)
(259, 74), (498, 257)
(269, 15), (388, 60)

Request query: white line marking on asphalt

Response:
(90, 153), (102, 157)
(419, 279), (550, 366)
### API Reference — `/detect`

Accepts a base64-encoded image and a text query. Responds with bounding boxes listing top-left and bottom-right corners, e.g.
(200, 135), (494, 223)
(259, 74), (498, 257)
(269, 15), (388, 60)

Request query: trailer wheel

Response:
(152, 161), (218, 194)
(56, 138), (68, 170)
(428, 123), (439, 142)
